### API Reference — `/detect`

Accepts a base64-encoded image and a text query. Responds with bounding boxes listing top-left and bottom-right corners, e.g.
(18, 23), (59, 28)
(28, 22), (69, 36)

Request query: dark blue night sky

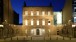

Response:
(10, 0), (65, 24)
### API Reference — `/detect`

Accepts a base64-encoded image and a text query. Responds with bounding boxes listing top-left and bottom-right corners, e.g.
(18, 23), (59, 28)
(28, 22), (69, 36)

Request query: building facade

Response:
(22, 7), (57, 36)
(73, 0), (76, 23)
(62, 0), (72, 24)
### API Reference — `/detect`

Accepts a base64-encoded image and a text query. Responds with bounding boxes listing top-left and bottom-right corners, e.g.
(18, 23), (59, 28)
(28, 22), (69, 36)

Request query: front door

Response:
(36, 29), (39, 35)
(31, 28), (45, 36)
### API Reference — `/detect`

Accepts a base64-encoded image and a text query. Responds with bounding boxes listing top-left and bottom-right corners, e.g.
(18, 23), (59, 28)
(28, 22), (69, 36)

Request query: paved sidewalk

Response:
(0, 35), (76, 41)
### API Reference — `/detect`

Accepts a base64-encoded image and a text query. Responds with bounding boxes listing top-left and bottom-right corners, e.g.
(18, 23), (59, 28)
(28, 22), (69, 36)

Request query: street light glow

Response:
(0, 25), (4, 27)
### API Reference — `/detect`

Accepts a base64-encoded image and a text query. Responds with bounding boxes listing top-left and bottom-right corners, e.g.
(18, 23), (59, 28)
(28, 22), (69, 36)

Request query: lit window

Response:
(74, 17), (76, 23)
(48, 20), (51, 25)
(48, 11), (51, 16)
(36, 11), (39, 16)
(37, 20), (39, 25)
(25, 20), (28, 25)
(42, 19), (45, 25)
(39, 29), (45, 35)
(31, 19), (34, 25)
(74, 7), (76, 12)
(57, 12), (62, 24)
(25, 11), (28, 16)
(31, 11), (34, 16)
(31, 29), (36, 35)
(42, 11), (45, 16)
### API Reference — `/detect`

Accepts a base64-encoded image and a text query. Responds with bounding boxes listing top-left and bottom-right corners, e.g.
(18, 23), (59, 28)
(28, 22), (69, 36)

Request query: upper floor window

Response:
(42, 19), (45, 25)
(31, 11), (34, 16)
(25, 19), (28, 26)
(37, 19), (39, 25)
(42, 11), (45, 16)
(36, 11), (39, 16)
(31, 19), (34, 25)
(48, 11), (51, 16)
(25, 11), (28, 16)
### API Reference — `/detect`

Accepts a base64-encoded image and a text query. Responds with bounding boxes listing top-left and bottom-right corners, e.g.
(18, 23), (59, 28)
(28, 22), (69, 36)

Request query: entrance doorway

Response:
(36, 29), (39, 35)
(31, 28), (45, 36)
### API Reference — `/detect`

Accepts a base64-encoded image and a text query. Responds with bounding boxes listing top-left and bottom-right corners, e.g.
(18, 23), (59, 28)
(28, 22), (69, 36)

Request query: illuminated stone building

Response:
(21, 6), (57, 36)
(0, 0), (73, 38)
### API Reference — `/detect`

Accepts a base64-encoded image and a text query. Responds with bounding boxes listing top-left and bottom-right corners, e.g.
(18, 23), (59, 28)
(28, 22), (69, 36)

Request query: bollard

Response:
(44, 37), (45, 40)
(11, 37), (12, 40)
(56, 37), (58, 40)
(31, 37), (32, 40)
(63, 36), (64, 40)
(50, 37), (51, 40)
(17, 37), (18, 40)
(4, 37), (6, 40)
(69, 37), (71, 40)
(24, 37), (25, 40)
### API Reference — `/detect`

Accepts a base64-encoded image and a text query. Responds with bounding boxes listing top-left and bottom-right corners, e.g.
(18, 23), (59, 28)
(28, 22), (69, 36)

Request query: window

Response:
(42, 11), (45, 16)
(57, 12), (62, 24)
(36, 11), (39, 16)
(25, 11), (28, 16)
(74, 17), (76, 23)
(31, 19), (34, 25)
(48, 11), (51, 16)
(74, 7), (76, 12)
(54, 12), (62, 25)
(25, 19), (28, 25)
(37, 20), (39, 25)
(31, 11), (34, 16)
(48, 20), (51, 25)
(31, 29), (36, 35)
(42, 19), (45, 25)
